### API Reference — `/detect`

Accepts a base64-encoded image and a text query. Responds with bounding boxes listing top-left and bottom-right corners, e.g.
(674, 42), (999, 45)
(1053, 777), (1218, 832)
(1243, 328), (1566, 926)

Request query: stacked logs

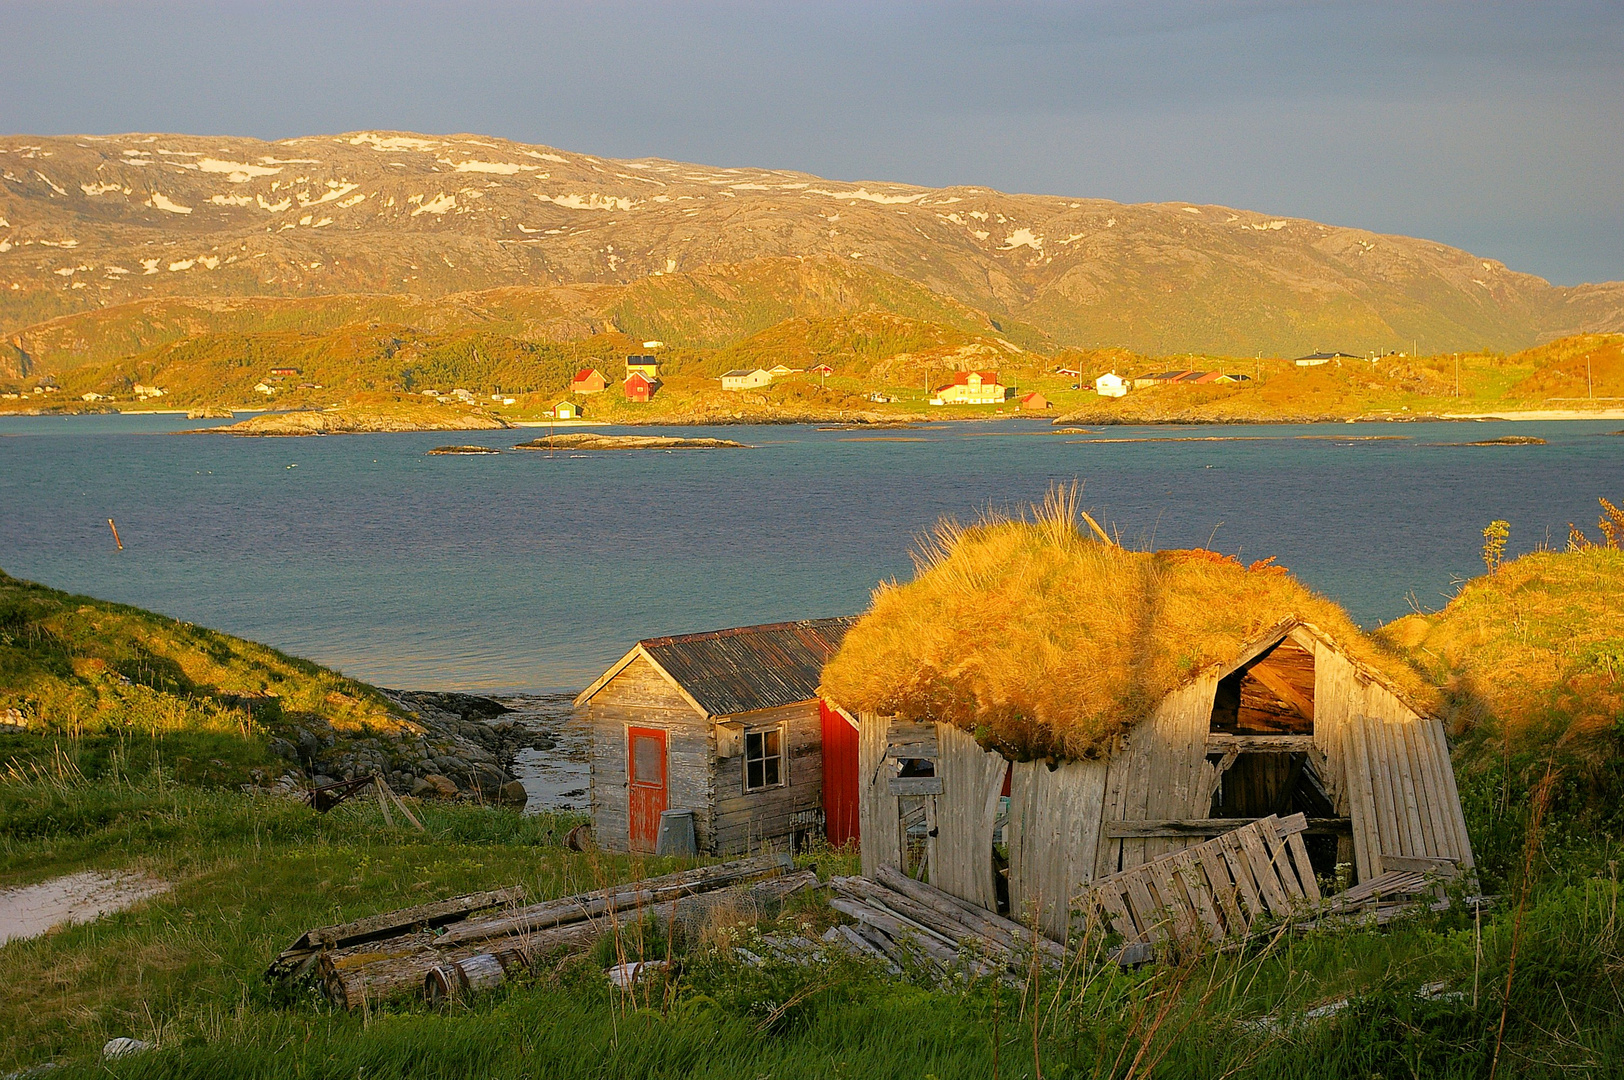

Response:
(827, 866), (1066, 980)
(267, 854), (814, 1009)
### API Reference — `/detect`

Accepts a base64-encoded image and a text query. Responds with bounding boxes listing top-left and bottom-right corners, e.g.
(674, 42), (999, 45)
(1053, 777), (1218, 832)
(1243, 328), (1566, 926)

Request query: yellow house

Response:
(933, 371), (1008, 404)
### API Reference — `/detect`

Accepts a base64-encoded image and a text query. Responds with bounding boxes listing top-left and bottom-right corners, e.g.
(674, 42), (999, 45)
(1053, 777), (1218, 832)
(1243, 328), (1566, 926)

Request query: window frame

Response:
(742, 723), (787, 793)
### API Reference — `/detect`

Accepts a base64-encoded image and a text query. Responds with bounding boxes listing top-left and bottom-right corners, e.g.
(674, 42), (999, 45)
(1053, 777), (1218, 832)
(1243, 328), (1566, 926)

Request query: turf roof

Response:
(821, 503), (1435, 761)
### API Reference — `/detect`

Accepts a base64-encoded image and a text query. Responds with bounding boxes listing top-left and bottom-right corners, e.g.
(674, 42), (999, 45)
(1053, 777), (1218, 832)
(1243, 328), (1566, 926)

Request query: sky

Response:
(2, 0), (1620, 284)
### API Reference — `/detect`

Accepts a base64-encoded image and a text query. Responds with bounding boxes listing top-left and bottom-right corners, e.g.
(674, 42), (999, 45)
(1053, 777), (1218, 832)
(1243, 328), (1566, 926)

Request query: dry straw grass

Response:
(1381, 546), (1624, 762)
(822, 486), (1433, 761)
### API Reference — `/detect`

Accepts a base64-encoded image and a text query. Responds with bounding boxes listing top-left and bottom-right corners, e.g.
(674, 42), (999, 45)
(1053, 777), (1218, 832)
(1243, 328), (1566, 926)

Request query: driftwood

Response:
(436, 854), (791, 946)
(307, 860), (815, 1010)
(267, 887), (525, 981)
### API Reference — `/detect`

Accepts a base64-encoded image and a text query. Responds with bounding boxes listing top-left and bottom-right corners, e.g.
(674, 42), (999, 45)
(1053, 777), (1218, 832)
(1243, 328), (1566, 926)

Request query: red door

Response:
(627, 727), (668, 853)
(820, 701), (860, 847)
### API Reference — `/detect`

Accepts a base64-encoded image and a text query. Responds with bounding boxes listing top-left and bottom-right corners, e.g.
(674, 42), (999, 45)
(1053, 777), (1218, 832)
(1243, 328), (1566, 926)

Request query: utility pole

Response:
(1588, 354), (1594, 399)
(1455, 356), (1460, 398)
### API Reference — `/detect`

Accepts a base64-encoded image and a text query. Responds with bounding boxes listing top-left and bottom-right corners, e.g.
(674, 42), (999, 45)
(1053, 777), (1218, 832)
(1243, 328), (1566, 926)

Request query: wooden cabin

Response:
(570, 368), (608, 395)
(576, 618), (857, 855)
(844, 618), (1473, 937)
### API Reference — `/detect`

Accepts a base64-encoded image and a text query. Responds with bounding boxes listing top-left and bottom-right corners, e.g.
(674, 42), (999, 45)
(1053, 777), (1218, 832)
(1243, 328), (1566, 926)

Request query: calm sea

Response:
(2, 414), (1620, 693)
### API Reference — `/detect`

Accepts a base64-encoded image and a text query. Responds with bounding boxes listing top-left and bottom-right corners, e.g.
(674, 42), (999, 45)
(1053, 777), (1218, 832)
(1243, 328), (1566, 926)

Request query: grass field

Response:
(3, 743), (1621, 1079)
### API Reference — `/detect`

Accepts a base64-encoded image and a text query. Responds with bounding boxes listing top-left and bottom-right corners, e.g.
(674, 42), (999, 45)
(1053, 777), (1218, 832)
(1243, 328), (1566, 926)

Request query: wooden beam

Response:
(1205, 734), (1317, 753)
(887, 776), (943, 796)
(1104, 817), (1350, 838)
(1245, 662), (1316, 720)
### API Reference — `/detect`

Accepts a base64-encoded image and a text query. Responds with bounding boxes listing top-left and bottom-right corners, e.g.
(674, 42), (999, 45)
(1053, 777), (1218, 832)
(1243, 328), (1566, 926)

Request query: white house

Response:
(721, 369), (774, 391)
(1094, 371), (1128, 398)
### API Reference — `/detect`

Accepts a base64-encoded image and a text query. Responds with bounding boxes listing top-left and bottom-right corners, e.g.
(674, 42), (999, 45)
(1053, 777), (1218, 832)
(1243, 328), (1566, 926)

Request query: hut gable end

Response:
(579, 652), (703, 716)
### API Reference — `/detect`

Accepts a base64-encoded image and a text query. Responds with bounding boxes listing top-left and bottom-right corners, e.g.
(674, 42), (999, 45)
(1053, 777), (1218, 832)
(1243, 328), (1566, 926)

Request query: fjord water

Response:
(2, 415), (1620, 693)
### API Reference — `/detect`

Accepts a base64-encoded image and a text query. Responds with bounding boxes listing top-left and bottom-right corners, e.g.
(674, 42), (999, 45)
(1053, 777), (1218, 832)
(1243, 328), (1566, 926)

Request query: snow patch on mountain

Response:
(805, 187), (924, 205)
(536, 192), (638, 211)
(351, 133), (439, 152)
(993, 227), (1045, 250)
(196, 159), (283, 182)
(146, 193), (192, 215)
(410, 193), (457, 216)
(447, 160), (543, 175)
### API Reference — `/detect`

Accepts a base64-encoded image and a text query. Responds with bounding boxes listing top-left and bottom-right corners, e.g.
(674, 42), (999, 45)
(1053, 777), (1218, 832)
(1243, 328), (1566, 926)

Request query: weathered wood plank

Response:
(1283, 829), (1322, 903)
(1237, 824), (1290, 911)
(1217, 831), (1265, 918)
(1195, 842), (1247, 935)
(1169, 851), (1226, 944)
(1204, 734), (1318, 754)
(887, 776), (944, 796)
(1257, 816), (1306, 902)
(1345, 711), (1387, 880)
(1423, 716), (1476, 868)
(929, 723), (1007, 913)
(1103, 817), (1351, 838)
(1122, 872), (1167, 944)
(859, 713), (902, 877)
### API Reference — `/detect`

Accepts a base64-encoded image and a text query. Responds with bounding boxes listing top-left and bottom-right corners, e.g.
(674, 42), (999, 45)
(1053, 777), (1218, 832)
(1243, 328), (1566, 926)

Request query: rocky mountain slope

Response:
(3, 130), (1620, 357)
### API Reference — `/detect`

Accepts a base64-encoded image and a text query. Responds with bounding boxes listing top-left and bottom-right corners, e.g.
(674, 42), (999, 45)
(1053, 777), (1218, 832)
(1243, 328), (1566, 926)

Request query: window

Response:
(744, 727), (784, 792)
(631, 732), (664, 785)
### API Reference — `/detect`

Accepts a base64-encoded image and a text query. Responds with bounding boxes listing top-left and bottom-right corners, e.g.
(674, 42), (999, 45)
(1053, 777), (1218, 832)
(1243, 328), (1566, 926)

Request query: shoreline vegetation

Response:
(1, 282), (1618, 434)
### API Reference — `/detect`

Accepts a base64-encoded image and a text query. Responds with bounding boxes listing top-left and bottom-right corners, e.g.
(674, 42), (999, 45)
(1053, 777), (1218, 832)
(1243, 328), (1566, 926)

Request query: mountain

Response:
(3, 130), (1621, 358)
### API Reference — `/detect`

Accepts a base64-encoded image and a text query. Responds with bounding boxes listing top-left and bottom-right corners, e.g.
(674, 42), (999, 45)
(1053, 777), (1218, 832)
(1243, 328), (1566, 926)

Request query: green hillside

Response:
(0, 568), (406, 783)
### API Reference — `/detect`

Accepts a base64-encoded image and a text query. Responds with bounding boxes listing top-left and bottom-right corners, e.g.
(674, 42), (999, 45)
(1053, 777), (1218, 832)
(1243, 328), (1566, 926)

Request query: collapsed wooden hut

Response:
(576, 618), (857, 856)
(821, 511), (1474, 938)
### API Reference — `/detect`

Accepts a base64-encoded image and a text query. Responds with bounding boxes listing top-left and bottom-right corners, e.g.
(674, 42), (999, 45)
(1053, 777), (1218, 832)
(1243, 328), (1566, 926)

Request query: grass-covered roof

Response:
(822, 491), (1434, 761)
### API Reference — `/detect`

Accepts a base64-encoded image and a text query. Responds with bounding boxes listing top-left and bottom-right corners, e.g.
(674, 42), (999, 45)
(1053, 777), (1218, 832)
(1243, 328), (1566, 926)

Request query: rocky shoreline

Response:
(259, 690), (555, 808)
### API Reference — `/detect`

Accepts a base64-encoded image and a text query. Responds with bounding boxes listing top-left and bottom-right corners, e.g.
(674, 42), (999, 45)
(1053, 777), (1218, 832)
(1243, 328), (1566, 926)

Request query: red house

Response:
(624, 372), (658, 402)
(570, 368), (608, 395)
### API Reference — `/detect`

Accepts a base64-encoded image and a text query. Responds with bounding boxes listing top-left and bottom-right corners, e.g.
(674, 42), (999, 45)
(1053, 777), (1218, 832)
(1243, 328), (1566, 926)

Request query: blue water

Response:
(2, 415), (1620, 692)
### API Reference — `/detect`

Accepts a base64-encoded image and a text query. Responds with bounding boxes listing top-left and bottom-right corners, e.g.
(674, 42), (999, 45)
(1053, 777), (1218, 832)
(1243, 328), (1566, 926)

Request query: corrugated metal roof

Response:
(640, 617), (856, 717)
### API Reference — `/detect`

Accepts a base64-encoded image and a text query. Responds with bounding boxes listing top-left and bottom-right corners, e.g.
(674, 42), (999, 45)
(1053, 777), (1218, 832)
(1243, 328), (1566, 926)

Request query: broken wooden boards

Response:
(828, 866), (1065, 980)
(268, 854), (811, 1009)
(1076, 813), (1322, 954)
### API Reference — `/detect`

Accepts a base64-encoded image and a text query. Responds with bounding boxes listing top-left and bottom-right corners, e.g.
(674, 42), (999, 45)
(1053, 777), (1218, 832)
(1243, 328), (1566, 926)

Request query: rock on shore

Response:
(261, 690), (553, 805)
(512, 433), (747, 451)
(198, 407), (511, 436)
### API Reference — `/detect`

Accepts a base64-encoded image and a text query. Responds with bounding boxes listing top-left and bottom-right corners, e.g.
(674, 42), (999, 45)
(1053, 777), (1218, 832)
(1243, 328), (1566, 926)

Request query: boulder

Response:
(497, 780), (528, 807)
(419, 774), (458, 798)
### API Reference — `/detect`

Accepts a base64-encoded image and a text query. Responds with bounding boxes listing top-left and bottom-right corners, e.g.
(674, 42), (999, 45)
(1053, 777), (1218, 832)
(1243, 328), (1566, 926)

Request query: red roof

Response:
(941, 370), (999, 386)
(571, 368), (607, 386)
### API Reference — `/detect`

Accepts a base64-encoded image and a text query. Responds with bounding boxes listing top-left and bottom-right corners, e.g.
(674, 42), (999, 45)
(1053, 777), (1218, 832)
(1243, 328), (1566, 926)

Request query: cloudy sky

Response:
(3, 1), (1619, 283)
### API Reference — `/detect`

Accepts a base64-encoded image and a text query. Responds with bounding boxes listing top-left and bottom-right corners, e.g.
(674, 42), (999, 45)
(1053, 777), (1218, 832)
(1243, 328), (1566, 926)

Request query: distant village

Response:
(0, 346), (1382, 413)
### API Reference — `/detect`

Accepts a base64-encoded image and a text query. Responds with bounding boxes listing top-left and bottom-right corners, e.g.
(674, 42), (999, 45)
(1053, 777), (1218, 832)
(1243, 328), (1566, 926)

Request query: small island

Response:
(427, 445), (502, 455)
(511, 433), (749, 451)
